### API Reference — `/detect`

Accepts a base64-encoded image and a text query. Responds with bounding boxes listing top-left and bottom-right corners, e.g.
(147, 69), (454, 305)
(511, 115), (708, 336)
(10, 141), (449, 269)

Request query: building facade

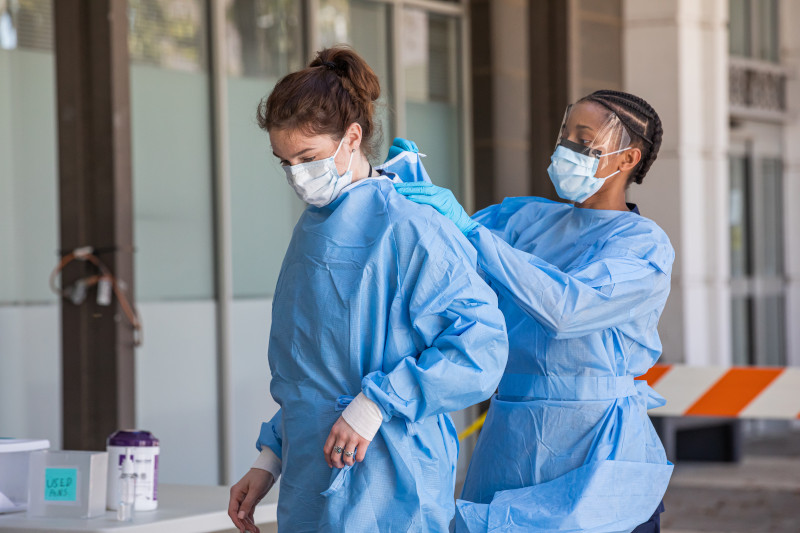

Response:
(0, 0), (475, 486)
(1, 0), (797, 487)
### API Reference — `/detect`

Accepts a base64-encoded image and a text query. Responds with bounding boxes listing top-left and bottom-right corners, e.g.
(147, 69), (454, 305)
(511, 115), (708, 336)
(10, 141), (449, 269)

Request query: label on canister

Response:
(106, 431), (159, 511)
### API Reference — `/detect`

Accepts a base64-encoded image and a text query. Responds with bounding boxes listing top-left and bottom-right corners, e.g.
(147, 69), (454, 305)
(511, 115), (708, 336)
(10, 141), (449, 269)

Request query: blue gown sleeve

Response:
(467, 224), (674, 340)
(361, 216), (509, 423)
(472, 197), (535, 236)
(256, 409), (282, 458)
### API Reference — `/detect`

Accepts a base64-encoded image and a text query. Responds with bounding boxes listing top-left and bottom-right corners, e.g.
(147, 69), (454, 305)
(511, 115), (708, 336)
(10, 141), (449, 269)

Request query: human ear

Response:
(618, 147), (642, 172)
(344, 122), (363, 152)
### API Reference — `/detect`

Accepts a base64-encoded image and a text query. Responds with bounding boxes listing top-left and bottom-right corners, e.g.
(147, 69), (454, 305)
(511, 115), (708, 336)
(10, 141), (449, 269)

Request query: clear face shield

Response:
(554, 102), (631, 172)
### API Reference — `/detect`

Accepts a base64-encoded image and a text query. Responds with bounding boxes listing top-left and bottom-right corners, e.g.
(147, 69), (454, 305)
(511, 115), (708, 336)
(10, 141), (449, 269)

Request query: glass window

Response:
(227, 0), (305, 298)
(729, 147), (786, 366)
(129, 0), (216, 301)
(0, 0), (61, 450)
(226, 0), (306, 478)
(729, 0), (750, 57)
(226, 0), (303, 78)
(129, 0), (207, 71)
(756, 0), (779, 62)
(755, 294), (785, 366)
(403, 9), (464, 201)
(129, 0), (220, 485)
(729, 155), (750, 279)
(317, 0), (393, 161)
(0, 0), (57, 305)
(0, 0), (53, 51)
(756, 158), (783, 277)
(729, 0), (779, 62)
(731, 296), (752, 365)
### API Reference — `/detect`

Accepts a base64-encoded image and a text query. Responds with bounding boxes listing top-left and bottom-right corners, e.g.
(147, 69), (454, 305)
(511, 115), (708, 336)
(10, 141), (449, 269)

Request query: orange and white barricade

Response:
(459, 365), (800, 440)
(637, 365), (800, 420)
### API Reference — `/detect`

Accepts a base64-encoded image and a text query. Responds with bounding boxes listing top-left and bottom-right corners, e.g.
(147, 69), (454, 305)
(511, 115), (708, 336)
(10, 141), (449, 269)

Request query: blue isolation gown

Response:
(456, 197), (674, 533)
(256, 147), (508, 532)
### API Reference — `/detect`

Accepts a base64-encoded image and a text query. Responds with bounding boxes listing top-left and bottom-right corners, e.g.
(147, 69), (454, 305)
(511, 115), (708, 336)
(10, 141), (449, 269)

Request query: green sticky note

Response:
(44, 467), (78, 502)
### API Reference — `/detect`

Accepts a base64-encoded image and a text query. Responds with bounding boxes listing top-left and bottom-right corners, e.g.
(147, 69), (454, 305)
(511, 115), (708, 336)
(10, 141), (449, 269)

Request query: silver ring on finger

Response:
(334, 446), (343, 454)
(343, 450), (354, 457)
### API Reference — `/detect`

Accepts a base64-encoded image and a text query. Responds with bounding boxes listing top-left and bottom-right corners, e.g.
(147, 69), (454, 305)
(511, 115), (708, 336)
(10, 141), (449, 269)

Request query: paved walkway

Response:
(662, 430), (800, 533)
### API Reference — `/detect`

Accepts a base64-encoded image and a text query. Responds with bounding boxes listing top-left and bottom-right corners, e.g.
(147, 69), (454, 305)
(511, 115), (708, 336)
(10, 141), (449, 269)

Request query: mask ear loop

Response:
(600, 146), (631, 158)
(345, 148), (355, 174)
(332, 136), (346, 158)
(596, 146), (632, 179)
(332, 136), (356, 177)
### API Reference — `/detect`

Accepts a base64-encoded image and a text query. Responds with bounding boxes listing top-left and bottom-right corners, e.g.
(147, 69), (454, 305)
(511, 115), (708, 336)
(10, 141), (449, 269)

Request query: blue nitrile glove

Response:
(394, 182), (478, 235)
(386, 137), (419, 162)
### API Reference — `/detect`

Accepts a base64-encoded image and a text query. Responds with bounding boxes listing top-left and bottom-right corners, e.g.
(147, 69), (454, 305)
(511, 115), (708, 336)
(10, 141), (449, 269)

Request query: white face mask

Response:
(283, 137), (354, 207)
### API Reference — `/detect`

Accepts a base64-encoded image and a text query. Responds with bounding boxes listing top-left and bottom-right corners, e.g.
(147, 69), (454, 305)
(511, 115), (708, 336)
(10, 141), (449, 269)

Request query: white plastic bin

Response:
(0, 439), (50, 513)
(26, 450), (108, 519)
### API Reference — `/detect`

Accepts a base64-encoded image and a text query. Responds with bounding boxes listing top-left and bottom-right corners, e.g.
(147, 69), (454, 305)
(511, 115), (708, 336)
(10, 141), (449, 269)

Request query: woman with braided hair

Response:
(395, 90), (673, 532)
(226, 46), (508, 533)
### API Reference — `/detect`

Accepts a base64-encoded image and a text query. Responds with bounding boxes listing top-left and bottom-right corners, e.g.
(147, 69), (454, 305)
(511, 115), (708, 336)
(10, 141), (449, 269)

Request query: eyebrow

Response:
(575, 124), (596, 133)
(272, 147), (314, 160)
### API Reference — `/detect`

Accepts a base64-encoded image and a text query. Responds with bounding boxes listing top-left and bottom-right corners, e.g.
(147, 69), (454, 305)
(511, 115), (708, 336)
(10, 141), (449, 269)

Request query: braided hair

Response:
(580, 90), (663, 185)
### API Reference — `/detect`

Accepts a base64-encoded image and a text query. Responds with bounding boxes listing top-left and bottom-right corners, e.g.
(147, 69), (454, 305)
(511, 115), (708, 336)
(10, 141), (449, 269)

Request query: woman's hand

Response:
(228, 468), (275, 533)
(323, 416), (371, 469)
(393, 182), (478, 235)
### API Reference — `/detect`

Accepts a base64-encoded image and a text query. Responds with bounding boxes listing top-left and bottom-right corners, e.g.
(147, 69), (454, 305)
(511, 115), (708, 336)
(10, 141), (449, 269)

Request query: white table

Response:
(0, 484), (278, 533)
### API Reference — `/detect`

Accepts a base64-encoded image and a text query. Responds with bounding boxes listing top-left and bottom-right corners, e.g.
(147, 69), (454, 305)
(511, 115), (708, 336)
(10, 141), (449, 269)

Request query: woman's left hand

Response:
(393, 182), (478, 235)
(323, 416), (371, 469)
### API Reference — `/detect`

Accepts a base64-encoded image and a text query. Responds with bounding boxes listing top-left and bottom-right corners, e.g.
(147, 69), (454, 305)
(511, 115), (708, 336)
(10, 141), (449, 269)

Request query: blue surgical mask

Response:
(547, 144), (630, 203)
(283, 137), (354, 207)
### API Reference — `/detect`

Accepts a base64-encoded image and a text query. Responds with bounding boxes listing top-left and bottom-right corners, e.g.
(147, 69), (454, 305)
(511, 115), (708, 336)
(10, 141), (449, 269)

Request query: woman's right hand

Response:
(228, 468), (275, 533)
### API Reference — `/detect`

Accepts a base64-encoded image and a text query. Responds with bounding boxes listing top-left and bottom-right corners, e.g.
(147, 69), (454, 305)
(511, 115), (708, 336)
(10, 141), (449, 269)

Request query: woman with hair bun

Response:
(396, 91), (674, 532)
(227, 46), (508, 533)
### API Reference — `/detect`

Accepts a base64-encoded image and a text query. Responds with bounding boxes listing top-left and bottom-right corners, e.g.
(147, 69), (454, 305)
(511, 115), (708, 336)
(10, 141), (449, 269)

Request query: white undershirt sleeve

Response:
(252, 446), (282, 481)
(341, 392), (384, 441)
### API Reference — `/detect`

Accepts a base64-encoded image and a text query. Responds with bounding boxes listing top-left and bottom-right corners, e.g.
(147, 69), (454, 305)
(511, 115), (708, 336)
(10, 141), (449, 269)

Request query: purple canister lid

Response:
(107, 430), (159, 447)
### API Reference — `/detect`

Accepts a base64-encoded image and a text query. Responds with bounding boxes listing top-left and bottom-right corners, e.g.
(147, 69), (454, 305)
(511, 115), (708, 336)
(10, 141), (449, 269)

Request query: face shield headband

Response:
(555, 103), (632, 172)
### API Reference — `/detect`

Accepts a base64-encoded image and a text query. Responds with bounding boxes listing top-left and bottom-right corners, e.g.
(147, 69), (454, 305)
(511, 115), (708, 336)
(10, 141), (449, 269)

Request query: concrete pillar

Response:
(529, 0), (568, 200)
(780, 0), (800, 368)
(470, 0), (531, 208)
(623, 0), (731, 366)
(55, 0), (136, 450)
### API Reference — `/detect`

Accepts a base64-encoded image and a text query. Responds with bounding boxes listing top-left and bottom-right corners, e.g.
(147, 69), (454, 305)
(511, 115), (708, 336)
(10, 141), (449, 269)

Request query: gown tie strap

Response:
(498, 374), (638, 401)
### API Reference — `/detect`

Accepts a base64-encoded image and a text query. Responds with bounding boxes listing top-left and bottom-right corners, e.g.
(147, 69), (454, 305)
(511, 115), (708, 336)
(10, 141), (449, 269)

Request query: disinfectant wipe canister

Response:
(106, 431), (159, 511)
